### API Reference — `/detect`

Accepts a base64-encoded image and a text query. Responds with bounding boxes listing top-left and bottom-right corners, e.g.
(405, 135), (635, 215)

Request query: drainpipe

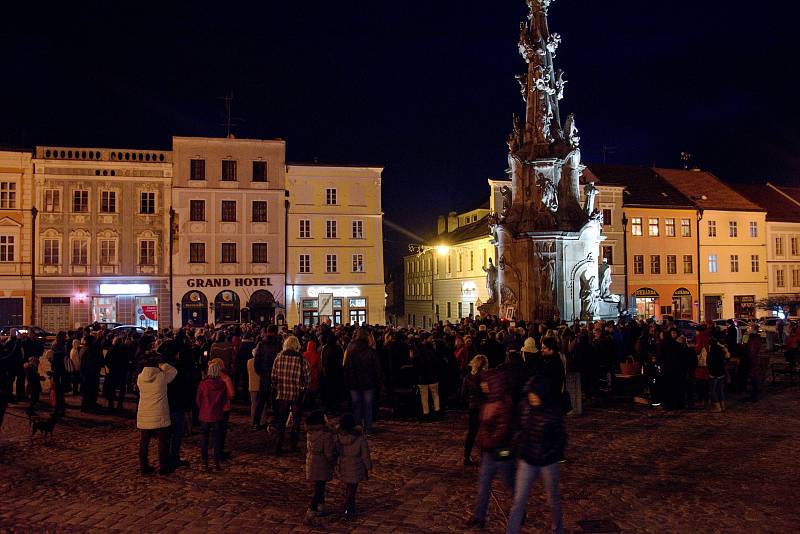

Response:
(30, 206), (38, 325)
(284, 190), (290, 326)
(169, 207), (175, 327)
(621, 212), (629, 313)
(696, 208), (703, 321)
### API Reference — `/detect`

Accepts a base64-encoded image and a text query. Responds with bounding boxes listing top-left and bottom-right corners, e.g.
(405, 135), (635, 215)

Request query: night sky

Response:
(3, 1), (799, 265)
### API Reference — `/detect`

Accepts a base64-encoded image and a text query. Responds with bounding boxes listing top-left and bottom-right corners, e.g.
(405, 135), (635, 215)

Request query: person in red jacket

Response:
(196, 362), (229, 471)
(303, 340), (322, 409)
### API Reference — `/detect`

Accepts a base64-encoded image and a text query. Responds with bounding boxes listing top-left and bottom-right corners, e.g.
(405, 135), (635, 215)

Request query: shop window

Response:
(91, 297), (117, 323)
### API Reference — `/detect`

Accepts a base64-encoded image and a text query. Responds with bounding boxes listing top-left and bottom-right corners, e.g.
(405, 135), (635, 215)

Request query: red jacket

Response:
(196, 377), (228, 423)
(303, 341), (321, 391)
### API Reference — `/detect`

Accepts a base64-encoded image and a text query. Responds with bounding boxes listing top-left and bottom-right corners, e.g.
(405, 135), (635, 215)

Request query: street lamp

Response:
(409, 243), (466, 326)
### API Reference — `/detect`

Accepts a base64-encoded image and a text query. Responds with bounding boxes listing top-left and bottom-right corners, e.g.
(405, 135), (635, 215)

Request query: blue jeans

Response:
(710, 376), (726, 403)
(349, 389), (374, 432)
(169, 410), (185, 465)
(473, 451), (515, 522)
(507, 460), (564, 534)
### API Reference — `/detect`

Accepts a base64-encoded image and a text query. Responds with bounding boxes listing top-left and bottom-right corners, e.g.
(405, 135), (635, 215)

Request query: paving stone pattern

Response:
(1, 383), (799, 533)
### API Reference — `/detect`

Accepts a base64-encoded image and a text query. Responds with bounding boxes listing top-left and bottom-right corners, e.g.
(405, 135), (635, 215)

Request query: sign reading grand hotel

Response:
(187, 277), (272, 288)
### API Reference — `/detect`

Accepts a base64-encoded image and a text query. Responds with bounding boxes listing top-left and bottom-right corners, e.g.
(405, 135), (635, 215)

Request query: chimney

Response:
(437, 215), (446, 235)
(447, 211), (458, 233)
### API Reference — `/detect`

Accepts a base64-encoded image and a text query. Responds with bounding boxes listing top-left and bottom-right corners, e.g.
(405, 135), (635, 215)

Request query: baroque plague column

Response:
(483, 0), (620, 321)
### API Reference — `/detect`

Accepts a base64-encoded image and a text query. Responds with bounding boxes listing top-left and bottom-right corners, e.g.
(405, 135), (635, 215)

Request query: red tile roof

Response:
(737, 184), (800, 222)
(654, 168), (764, 212)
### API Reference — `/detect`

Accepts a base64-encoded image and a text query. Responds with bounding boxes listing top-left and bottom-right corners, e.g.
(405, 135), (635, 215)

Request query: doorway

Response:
(181, 291), (208, 326)
(248, 290), (275, 326)
(704, 295), (722, 321)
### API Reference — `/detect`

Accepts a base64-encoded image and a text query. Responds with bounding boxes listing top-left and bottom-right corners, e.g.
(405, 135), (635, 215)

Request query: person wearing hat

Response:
(196, 362), (228, 471)
(303, 409), (338, 526)
(336, 413), (372, 521)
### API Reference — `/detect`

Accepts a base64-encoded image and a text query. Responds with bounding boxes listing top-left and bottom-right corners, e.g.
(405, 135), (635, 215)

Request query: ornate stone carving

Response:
(583, 182), (598, 215)
(554, 70), (567, 100)
(579, 271), (599, 320)
(500, 185), (512, 218)
(516, 74), (529, 102)
(482, 257), (499, 303)
(536, 172), (559, 213)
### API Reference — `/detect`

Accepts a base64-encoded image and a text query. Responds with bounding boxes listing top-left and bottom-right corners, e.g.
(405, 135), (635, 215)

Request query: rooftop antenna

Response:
(601, 144), (617, 164)
(219, 91), (235, 138)
(680, 151), (692, 169)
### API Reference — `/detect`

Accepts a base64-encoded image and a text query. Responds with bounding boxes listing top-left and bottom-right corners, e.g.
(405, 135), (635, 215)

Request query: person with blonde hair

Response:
(196, 362), (228, 471)
(271, 335), (310, 454)
(461, 355), (488, 466)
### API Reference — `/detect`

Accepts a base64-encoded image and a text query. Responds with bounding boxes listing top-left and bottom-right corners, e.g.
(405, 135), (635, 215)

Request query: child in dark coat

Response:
(336, 413), (372, 521)
(24, 357), (44, 416)
(304, 410), (338, 526)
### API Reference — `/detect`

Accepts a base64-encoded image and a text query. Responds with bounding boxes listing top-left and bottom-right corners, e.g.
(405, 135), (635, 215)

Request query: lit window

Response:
(709, 255), (718, 273)
(708, 220), (717, 237)
(749, 221), (758, 238)
(648, 218), (659, 237)
(631, 217), (643, 236)
(681, 218), (691, 237)
(352, 254), (364, 273)
(728, 221), (738, 238)
(665, 218), (675, 237)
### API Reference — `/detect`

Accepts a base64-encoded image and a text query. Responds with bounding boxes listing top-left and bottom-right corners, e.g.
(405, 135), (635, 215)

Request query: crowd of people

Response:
(0, 313), (797, 531)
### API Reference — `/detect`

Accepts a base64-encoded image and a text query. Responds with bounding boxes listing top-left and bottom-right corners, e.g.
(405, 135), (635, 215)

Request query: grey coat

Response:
(305, 425), (338, 481)
(337, 431), (372, 484)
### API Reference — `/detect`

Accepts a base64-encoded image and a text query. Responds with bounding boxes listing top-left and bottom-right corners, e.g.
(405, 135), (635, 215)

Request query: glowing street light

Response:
(436, 245), (450, 256)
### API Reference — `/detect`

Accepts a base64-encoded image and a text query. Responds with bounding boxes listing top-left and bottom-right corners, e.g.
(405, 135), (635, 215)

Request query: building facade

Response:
(286, 164), (384, 326)
(32, 146), (172, 331)
(0, 150), (34, 325)
(657, 169), (768, 321)
(171, 137), (287, 328)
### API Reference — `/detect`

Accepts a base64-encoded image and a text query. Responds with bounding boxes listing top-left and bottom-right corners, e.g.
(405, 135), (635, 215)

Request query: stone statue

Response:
(564, 113), (579, 148)
(500, 185), (512, 217)
(537, 172), (559, 212)
(583, 182), (598, 215)
(546, 33), (561, 57)
(516, 74), (528, 102)
(554, 69), (567, 100)
(598, 260), (621, 305)
(580, 273), (599, 319)
(482, 257), (498, 303)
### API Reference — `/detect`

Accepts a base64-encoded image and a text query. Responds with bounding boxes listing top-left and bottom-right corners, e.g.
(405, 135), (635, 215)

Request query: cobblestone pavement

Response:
(1, 380), (799, 534)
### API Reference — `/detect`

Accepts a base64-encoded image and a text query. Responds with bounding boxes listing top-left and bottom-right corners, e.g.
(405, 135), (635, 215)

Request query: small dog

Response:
(29, 413), (59, 442)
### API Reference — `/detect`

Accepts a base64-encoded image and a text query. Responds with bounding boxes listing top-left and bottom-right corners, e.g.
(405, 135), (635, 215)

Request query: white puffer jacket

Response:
(136, 363), (177, 430)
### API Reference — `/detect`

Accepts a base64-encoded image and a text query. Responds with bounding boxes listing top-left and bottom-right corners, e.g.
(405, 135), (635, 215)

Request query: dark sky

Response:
(4, 0), (799, 265)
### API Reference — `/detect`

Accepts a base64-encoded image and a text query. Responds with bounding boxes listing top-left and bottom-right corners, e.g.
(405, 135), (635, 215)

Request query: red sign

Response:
(142, 305), (158, 321)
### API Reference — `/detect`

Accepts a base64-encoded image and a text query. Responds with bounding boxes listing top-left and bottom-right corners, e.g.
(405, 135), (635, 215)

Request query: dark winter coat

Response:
(254, 335), (281, 383)
(708, 342), (727, 378)
(209, 341), (234, 372)
(343, 338), (381, 391)
(412, 344), (439, 385)
(518, 378), (566, 467)
(476, 368), (513, 452)
(337, 431), (372, 484)
(461, 372), (483, 410)
(306, 424), (338, 481)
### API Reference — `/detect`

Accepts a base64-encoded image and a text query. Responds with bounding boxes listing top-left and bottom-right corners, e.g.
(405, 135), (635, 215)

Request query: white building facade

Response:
(171, 137), (287, 327)
(286, 164), (384, 326)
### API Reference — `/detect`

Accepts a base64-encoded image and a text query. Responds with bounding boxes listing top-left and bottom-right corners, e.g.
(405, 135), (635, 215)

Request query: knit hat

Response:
(521, 337), (538, 354)
(207, 362), (221, 378)
(339, 413), (356, 431)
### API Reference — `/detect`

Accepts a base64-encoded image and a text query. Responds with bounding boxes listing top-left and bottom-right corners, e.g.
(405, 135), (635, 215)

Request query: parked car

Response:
(713, 319), (752, 344)
(758, 318), (780, 335)
(0, 325), (55, 343)
(673, 319), (700, 343)
(110, 325), (145, 337)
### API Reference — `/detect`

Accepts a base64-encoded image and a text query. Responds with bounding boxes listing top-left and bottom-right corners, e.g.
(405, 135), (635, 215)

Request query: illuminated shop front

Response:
(36, 278), (169, 331)
(288, 284), (384, 327)
(173, 275), (286, 327)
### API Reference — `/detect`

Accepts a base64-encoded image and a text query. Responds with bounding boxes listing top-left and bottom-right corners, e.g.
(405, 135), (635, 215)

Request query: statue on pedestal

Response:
(483, 257), (499, 303)
(583, 182), (598, 215)
(537, 172), (559, 213)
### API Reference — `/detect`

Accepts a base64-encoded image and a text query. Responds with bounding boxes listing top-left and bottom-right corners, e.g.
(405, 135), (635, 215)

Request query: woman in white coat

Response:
(137, 359), (177, 475)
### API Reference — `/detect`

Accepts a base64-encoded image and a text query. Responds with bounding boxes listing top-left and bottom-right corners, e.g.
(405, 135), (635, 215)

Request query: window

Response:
(792, 238), (798, 256)
(666, 255), (677, 274)
(709, 255), (718, 273)
(447, 255), (451, 273)
(648, 218), (659, 237)
(457, 253), (462, 272)
(72, 190), (88, 212)
(650, 255), (661, 274)
(190, 200), (205, 221)
(221, 243), (237, 263)
(0, 182), (17, 208)
(683, 255), (693, 274)
(252, 161), (267, 182)
(221, 160), (237, 181)
(602, 245), (613, 265)
(470, 250), (474, 270)
(728, 221), (737, 237)
(793, 269), (800, 287)
(633, 255), (644, 274)
(465, 217), (470, 225)
(189, 243), (205, 263)
(749, 221), (758, 238)
(139, 240), (156, 266)
(325, 188), (337, 205)
(777, 269), (785, 287)
(44, 189), (60, 212)
(352, 254), (364, 272)
(602, 208), (612, 226)
(665, 218), (675, 237)
(730, 255), (739, 273)
(751, 255), (759, 272)
(99, 239), (116, 265)
(326, 220), (337, 239)
(190, 159), (206, 180)
(326, 254), (337, 273)
(0, 236), (14, 262)
(252, 243), (268, 263)
(140, 192), (155, 214)
(252, 201), (268, 222)
(681, 218), (691, 237)
(43, 239), (59, 265)
(708, 220), (717, 237)
(631, 217), (643, 236)
(447, 302), (452, 318)
(458, 302), (463, 319)
(299, 219), (311, 238)
(776, 237), (784, 256)
(100, 191), (116, 213)
(71, 239), (88, 265)
(352, 220), (364, 239)
(221, 201), (237, 222)
(299, 254), (311, 273)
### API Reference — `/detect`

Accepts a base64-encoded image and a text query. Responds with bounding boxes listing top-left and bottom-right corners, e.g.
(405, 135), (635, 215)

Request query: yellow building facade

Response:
(0, 150), (33, 325)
